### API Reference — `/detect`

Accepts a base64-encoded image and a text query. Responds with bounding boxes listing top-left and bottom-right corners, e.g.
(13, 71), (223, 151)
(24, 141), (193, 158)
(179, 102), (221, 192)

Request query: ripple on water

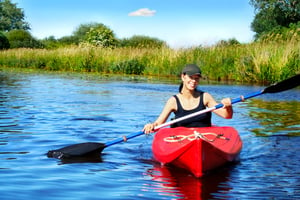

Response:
(0, 71), (299, 199)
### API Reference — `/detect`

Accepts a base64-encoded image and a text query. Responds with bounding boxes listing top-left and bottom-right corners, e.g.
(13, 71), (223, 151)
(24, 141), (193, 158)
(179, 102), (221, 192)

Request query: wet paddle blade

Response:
(47, 142), (105, 159)
(263, 74), (300, 94)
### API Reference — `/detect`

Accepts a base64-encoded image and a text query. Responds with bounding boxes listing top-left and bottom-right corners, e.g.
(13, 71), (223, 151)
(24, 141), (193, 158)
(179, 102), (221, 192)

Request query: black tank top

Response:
(172, 91), (212, 128)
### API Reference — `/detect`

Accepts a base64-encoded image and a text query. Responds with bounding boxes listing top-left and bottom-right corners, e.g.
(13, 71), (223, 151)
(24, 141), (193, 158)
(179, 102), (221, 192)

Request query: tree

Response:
(40, 36), (60, 49)
(250, 0), (300, 38)
(0, 0), (30, 31)
(216, 38), (241, 47)
(84, 24), (118, 48)
(119, 35), (167, 48)
(6, 29), (43, 48)
(57, 35), (78, 45)
(72, 22), (104, 44)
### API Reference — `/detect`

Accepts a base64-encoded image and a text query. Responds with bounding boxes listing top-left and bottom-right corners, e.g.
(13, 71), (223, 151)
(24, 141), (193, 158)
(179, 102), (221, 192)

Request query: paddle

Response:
(47, 74), (300, 159)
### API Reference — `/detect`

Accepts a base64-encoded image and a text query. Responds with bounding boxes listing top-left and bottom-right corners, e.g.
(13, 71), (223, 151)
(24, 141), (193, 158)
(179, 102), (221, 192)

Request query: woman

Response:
(143, 64), (232, 134)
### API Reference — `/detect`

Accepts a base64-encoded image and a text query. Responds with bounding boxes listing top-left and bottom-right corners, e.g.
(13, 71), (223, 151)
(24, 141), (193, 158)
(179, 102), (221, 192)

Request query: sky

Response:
(12, 0), (256, 48)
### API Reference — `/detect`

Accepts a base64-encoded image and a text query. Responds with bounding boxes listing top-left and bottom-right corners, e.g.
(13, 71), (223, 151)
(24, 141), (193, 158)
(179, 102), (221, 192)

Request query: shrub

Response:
(0, 32), (10, 49)
(5, 29), (44, 48)
(110, 59), (145, 75)
(84, 25), (118, 48)
(119, 35), (166, 48)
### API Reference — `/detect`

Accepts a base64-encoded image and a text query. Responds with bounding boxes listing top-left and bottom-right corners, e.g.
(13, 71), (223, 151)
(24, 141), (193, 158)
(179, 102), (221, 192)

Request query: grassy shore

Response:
(0, 33), (299, 83)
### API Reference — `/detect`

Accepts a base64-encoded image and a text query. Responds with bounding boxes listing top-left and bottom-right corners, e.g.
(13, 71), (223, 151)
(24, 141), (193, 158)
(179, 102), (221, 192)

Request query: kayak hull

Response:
(152, 126), (242, 177)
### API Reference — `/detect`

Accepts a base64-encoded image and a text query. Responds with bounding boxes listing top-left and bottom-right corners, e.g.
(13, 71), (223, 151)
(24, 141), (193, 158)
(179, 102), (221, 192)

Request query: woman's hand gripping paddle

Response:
(47, 74), (300, 159)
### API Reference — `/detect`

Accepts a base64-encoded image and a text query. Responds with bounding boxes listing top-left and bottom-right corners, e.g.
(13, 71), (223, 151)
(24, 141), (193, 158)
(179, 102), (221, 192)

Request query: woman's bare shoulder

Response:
(165, 95), (178, 110)
(203, 92), (216, 107)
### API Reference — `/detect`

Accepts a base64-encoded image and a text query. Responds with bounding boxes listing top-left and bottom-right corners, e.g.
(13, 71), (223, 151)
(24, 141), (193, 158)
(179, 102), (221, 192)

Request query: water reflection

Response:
(145, 163), (232, 199)
(247, 99), (300, 136)
(1, 70), (300, 199)
(0, 72), (28, 148)
(71, 116), (114, 122)
(58, 154), (103, 164)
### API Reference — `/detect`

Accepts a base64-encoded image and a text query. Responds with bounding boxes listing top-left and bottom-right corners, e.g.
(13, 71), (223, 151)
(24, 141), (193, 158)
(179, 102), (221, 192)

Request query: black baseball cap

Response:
(182, 64), (202, 76)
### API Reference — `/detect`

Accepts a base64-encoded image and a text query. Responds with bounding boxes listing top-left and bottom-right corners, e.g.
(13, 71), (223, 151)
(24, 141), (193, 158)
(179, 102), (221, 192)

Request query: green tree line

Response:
(0, 0), (166, 49)
(250, 0), (300, 38)
(0, 0), (299, 83)
(1, 0), (299, 50)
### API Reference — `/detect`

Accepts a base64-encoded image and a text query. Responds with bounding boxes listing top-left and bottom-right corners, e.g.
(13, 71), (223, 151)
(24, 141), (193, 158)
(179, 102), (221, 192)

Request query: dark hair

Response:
(179, 82), (183, 93)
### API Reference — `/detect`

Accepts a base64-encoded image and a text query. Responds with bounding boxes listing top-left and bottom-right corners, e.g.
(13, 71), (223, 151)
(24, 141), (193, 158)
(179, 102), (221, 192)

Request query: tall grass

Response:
(0, 30), (299, 83)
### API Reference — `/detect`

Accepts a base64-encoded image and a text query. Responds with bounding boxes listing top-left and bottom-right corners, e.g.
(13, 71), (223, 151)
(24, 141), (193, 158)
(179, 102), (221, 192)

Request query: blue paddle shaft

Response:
(105, 131), (144, 147)
(215, 90), (263, 109)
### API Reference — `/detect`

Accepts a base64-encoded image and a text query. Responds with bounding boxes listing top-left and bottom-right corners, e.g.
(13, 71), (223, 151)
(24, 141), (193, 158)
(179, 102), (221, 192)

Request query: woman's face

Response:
(182, 74), (200, 90)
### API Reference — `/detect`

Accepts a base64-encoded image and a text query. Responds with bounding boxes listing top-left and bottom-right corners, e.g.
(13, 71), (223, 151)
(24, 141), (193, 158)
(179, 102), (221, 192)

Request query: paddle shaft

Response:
(105, 74), (300, 148)
(105, 131), (144, 147)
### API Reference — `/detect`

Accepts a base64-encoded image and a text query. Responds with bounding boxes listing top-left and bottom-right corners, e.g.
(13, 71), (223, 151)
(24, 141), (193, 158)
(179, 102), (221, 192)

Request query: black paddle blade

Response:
(263, 74), (300, 94)
(47, 142), (106, 159)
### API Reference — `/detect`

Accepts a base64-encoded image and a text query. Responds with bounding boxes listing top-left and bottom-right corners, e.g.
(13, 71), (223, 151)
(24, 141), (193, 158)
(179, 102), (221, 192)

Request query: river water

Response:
(0, 70), (299, 199)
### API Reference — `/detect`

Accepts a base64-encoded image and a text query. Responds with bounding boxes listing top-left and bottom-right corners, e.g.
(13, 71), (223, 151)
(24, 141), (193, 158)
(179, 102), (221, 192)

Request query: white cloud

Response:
(128, 8), (156, 17)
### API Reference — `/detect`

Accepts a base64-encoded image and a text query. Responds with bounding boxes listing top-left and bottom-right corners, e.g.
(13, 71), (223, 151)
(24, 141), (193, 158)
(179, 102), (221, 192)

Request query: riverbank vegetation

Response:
(0, 0), (299, 83)
(0, 26), (299, 83)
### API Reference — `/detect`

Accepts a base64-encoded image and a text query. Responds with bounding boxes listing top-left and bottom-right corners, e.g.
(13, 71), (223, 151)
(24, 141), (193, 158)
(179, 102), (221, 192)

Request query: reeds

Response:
(0, 32), (299, 83)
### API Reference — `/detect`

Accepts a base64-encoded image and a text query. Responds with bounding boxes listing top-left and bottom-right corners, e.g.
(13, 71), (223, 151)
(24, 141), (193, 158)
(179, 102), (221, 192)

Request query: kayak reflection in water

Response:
(143, 64), (233, 134)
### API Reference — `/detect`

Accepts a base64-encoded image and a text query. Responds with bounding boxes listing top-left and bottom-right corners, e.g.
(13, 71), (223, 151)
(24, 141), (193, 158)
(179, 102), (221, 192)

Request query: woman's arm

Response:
(204, 93), (233, 119)
(143, 96), (177, 134)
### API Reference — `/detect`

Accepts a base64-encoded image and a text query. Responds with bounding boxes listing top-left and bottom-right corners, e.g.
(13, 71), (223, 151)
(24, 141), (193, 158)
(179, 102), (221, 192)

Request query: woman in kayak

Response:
(143, 64), (233, 134)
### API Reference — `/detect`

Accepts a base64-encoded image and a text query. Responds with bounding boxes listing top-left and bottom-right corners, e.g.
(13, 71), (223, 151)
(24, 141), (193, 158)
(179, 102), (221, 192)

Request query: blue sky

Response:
(12, 0), (255, 48)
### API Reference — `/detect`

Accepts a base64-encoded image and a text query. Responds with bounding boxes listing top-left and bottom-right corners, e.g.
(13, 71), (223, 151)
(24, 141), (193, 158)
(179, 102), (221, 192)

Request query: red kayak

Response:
(152, 126), (242, 177)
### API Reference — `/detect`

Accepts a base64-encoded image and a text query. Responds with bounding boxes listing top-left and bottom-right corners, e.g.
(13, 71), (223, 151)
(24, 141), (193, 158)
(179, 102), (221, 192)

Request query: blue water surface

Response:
(0, 71), (299, 199)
